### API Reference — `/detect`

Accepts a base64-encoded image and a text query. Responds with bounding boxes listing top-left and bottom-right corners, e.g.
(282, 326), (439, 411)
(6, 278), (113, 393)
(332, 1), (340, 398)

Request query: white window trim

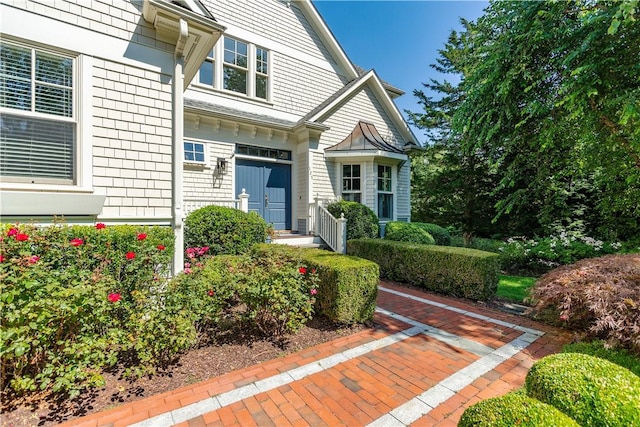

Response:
(340, 163), (362, 202)
(193, 35), (270, 102)
(183, 139), (209, 167)
(0, 42), (93, 193)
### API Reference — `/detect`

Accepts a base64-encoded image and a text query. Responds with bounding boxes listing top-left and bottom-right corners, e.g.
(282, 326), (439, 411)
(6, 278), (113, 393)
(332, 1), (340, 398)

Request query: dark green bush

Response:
(252, 244), (379, 324)
(413, 223), (451, 246)
(526, 353), (640, 426)
(184, 205), (268, 255)
(562, 340), (640, 377)
(384, 221), (435, 245)
(347, 239), (499, 301)
(459, 390), (579, 427)
(326, 200), (379, 239)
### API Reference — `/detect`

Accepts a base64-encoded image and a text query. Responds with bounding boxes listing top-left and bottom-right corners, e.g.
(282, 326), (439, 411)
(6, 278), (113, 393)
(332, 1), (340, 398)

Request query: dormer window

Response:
(196, 36), (269, 101)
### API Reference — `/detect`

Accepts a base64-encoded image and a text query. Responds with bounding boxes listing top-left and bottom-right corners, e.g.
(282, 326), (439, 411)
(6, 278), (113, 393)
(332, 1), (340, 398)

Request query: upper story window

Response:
(0, 41), (76, 184)
(184, 141), (206, 164)
(342, 164), (361, 203)
(197, 36), (269, 101)
(377, 165), (393, 220)
(223, 38), (247, 95)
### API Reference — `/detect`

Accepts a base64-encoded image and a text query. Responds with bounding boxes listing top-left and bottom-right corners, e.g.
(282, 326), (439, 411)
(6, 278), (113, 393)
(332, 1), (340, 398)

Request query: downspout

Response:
(172, 18), (188, 275)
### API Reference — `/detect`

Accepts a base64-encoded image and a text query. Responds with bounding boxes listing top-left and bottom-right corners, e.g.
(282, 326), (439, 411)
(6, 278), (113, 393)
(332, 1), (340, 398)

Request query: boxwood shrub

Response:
(326, 200), (379, 239)
(184, 205), (268, 255)
(384, 221), (435, 245)
(347, 239), (499, 301)
(414, 223), (451, 246)
(562, 340), (640, 377)
(252, 244), (379, 324)
(459, 390), (579, 427)
(525, 353), (640, 426)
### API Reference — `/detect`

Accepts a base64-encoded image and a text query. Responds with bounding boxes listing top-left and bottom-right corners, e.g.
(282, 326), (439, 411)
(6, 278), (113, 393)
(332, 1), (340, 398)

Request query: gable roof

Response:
(300, 69), (418, 145)
(326, 121), (404, 154)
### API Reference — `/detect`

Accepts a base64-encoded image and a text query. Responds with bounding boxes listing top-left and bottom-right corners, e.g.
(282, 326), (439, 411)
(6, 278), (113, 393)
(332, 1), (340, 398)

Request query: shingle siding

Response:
(93, 59), (173, 220)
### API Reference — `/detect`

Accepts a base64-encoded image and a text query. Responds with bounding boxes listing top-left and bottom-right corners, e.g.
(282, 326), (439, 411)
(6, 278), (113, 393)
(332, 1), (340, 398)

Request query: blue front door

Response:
(236, 159), (291, 230)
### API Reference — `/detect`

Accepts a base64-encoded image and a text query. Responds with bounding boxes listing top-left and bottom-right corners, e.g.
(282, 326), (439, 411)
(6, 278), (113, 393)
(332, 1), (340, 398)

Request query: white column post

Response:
(239, 188), (249, 213)
(337, 213), (347, 254)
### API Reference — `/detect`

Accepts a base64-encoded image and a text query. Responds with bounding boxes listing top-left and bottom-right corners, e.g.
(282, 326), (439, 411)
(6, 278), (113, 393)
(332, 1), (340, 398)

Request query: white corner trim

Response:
(79, 54), (93, 190)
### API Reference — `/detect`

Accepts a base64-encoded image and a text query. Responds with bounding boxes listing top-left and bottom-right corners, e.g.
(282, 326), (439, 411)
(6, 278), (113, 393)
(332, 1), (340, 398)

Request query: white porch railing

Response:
(183, 189), (250, 217)
(313, 196), (347, 254)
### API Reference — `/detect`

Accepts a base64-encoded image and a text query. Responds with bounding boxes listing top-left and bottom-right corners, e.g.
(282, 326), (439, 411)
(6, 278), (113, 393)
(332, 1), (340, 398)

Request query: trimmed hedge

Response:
(459, 390), (579, 427)
(384, 222), (435, 245)
(526, 353), (640, 426)
(414, 223), (452, 246)
(252, 244), (379, 324)
(562, 340), (640, 377)
(326, 200), (379, 239)
(347, 239), (499, 301)
(184, 205), (268, 255)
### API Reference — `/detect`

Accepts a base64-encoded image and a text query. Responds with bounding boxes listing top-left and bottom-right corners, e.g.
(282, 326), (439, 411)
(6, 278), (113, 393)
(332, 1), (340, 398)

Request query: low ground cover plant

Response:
(184, 205), (268, 255)
(348, 239), (498, 301)
(326, 200), (379, 239)
(1, 223), (175, 397)
(528, 253), (640, 354)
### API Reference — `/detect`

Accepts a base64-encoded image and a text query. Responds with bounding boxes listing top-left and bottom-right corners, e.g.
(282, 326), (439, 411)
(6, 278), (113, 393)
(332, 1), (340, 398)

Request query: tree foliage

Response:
(410, 0), (640, 241)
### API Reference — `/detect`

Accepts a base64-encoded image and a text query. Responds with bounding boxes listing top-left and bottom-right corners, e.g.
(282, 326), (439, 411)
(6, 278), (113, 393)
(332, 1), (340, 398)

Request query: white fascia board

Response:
(324, 150), (407, 162)
(309, 70), (418, 145)
(296, 0), (358, 80)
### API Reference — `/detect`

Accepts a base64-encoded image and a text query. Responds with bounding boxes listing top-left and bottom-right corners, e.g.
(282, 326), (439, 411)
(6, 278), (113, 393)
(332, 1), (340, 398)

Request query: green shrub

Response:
(562, 341), (640, 377)
(252, 244), (379, 324)
(526, 353), (640, 426)
(0, 222), (184, 397)
(529, 254), (640, 354)
(450, 235), (504, 253)
(184, 205), (268, 255)
(384, 222), (435, 245)
(326, 200), (379, 239)
(413, 223), (451, 246)
(347, 239), (499, 301)
(459, 390), (579, 427)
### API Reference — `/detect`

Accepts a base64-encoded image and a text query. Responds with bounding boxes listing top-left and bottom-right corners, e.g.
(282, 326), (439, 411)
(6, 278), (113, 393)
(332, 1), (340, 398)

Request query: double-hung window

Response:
(0, 41), (76, 184)
(197, 36), (269, 101)
(377, 165), (393, 220)
(342, 164), (361, 203)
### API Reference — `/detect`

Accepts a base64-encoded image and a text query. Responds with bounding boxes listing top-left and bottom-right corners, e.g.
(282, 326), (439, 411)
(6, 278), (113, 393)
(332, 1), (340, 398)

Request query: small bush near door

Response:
(326, 200), (379, 239)
(184, 205), (268, 255)
(384, 221), (435, 245)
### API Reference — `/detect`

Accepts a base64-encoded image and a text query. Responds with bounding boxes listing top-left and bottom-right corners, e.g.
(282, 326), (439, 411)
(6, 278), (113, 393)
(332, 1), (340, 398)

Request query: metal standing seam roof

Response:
(326, 121), (404, 154)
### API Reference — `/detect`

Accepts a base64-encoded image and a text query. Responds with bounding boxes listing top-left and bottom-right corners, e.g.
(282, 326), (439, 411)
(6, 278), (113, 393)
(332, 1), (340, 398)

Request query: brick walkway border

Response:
(62, 280), (571, 427)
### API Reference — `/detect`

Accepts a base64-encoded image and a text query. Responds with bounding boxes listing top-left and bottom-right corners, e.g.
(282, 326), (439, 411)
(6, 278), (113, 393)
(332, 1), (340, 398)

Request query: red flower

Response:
(137, 233), (147, 241)
(70, 238), (84, 247)
(7, 228), (18, 237)
(0, 255), (4, 263)
(95, 223), (106, 229)
(560, 314), (569, 321)
(310, 288), (318, 296)
(208, 290), (215, 296)
(29, 255), (40, 264)
(15, 233), (29, 241)
(108, 293), (122, 303)
(126, 251), (136, 260)
(299, 267), (307, 275)
(157, 245), (166, 251)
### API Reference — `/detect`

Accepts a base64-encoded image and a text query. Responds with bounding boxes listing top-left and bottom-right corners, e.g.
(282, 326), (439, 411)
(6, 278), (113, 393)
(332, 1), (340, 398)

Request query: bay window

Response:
(342, 164), (361, 203)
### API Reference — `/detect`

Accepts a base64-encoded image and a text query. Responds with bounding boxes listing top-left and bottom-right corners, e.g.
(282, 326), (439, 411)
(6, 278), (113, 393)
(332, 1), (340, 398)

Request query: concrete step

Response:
(271, 234), (327, 249)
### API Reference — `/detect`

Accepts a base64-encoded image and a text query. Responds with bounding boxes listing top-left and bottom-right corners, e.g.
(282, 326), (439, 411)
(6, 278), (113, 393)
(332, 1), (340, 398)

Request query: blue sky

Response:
(313, 0), (488, 144)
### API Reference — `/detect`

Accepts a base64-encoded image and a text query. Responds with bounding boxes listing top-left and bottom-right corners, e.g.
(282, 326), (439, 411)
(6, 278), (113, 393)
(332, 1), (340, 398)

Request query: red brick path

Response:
(61, 280), (571, 427)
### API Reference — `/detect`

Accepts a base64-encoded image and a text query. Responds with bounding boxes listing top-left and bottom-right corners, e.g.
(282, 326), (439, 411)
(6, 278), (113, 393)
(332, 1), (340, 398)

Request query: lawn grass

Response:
(497, 274), (537, 303)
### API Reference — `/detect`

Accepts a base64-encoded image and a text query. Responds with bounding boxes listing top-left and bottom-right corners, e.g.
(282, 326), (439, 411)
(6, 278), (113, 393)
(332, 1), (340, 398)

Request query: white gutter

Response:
(172, 18), (189, 275)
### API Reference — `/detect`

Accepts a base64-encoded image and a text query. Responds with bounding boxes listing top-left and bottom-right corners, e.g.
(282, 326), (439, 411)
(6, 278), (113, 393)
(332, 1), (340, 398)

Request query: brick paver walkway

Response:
(61, 280), (571, 427)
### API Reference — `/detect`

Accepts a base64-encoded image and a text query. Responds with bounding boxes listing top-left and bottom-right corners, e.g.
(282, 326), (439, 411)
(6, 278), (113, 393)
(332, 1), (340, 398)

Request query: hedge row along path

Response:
(61, 280), (571, 427)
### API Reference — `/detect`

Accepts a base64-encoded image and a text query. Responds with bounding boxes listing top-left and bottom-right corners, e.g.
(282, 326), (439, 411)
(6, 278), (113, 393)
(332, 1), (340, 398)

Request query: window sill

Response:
(191, 84), (274, 107)
(183, 162), (210, 170)
(0, 190), (106, 216)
